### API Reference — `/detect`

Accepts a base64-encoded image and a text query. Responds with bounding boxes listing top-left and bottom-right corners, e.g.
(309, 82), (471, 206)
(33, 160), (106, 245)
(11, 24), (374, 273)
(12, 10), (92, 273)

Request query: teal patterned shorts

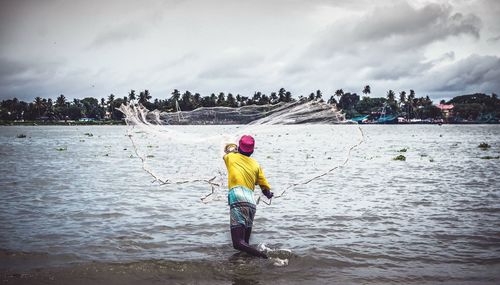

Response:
(228, 186), (256, 229)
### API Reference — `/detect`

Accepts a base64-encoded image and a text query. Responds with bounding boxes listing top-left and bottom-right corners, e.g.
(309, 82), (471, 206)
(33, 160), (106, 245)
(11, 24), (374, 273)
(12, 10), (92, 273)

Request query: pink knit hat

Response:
(239, 135), (255, 153)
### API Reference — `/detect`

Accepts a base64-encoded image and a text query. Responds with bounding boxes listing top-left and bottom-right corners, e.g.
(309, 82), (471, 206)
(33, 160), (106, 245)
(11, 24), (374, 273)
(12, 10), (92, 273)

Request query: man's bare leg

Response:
(231, 226), (267, 258)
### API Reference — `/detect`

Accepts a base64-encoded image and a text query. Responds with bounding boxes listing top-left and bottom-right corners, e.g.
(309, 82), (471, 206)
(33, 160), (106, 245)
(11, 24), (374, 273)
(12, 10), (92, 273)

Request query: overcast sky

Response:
(1, 0), (499, 102)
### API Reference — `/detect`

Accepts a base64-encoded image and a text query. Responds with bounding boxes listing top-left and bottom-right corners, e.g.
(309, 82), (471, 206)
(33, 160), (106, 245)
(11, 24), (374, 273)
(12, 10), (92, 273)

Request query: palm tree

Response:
(236, 94), (242, 107)
(107, 94), (115, 120)
(170, 89), (181, 109)
(270, 92), (278, 104)
(193, 93), (201, 108)
(335, 89), (344, 100)
(278, 88), (286, 102)
(407, 90), (415, 120)
(408, 90), (415, 102)
(399, 91), (406, 105)
(327, 96), (337, 104)
(34, 97), (44, 117)
(209, 93), (217, 107)
(180, 90), (193, 110)
(308, 92), (315, 101)
(362, 85), (371, 96)
(387, 90), (395, 102)
(252, 92), (261, 104)
(128, 90), (136, 102)
(56, 94), (66, 108)
(217, 92), (226, 106)
(259, 94), (270, 105)
(138, 90), (152, 104)
(315, 90), (323, 101)
(227, 93), (237, 107)
(45, 98), (54, 119)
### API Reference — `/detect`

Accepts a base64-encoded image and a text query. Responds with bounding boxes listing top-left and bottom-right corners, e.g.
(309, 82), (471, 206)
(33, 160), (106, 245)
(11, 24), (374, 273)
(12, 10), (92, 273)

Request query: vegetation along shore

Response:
(1, 86), (498, 125)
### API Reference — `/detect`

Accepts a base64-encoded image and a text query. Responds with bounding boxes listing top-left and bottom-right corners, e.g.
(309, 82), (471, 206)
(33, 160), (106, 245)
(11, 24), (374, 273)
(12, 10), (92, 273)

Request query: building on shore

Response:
(436, 104), (454, 122)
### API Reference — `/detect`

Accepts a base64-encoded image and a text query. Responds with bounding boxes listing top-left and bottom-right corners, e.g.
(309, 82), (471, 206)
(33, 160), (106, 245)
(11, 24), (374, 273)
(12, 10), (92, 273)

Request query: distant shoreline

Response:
(1, 120), (498, 126)
(0, 120), (126, 126)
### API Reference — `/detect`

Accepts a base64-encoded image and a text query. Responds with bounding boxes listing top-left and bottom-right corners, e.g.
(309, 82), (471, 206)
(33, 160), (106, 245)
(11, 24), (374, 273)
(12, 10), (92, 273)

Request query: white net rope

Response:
(118, 100), (364, 204)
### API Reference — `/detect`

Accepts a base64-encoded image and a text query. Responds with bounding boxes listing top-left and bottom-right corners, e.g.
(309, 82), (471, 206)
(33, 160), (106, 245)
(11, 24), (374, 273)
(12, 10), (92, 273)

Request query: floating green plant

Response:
(478, 143), (491, 150)
(55, 147), (67, 151)
(393, 155), (406, 161)
(146, 155), (154, 158)
(480, 156), (499, 160)
(84, 133), (93, 137)
(16, 134), (26, 138)
(398, 148), (408, 152)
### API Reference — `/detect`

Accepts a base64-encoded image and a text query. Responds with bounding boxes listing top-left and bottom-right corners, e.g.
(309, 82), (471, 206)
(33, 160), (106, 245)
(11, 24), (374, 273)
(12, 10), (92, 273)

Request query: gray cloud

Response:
(426, 54), (500, 93)
(0, 57), (29, 79)
(278, 1), (489, 99)
(487, 35), (500, 42)
(198, 52), (266, 80)
(88, 23), (147, 48)
(0, 0), (498, 101)
(0, 57), (64, 86)
(308, 2), (481, 58)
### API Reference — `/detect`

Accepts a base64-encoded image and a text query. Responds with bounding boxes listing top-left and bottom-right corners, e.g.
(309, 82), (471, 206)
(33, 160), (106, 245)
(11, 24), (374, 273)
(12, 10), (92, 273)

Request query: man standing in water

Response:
(224, 135), (273, 258)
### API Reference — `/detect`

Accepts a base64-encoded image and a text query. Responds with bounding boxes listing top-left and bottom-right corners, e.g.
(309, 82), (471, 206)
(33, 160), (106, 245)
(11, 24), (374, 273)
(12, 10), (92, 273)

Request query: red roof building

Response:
(436, 104), (454, 121)
(436, 104), (454, 110)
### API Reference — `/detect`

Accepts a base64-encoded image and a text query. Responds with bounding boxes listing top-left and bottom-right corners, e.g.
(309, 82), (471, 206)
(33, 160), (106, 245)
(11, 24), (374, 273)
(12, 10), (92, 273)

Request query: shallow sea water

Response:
(0, 125), (499, 284)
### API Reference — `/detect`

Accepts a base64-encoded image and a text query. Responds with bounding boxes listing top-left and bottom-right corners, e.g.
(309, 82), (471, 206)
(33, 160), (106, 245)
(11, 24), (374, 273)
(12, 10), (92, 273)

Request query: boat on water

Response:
(376, 114), (397, 124)
(349, 115), (369, 124)
(347, 103), (397, 124)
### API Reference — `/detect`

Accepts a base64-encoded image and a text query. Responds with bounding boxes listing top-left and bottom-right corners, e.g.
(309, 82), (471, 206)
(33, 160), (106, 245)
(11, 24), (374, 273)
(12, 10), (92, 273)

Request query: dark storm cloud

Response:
(309, 2), (481, 57)
(0, 57), (29, 79)
(280, 1), (490, 99)
(0, 0), (498, 101)
(0, 57), (63, 86)
(427, 54), (500, 93)
(286, 2), (481, 77)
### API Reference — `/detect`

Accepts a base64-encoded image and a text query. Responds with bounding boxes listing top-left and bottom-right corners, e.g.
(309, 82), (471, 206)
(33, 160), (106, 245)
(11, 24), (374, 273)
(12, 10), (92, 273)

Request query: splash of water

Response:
(118, 100), (363, 204)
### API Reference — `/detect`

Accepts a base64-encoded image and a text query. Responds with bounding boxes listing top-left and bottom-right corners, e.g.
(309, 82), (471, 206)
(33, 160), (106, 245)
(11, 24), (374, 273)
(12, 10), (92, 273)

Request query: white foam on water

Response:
(257, 243), (292, 266)
(271, 257), (289, 267)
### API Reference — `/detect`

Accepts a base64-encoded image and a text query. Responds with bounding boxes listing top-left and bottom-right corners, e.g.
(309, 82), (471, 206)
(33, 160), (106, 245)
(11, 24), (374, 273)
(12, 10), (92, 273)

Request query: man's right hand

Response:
(224, 143), (238, 154)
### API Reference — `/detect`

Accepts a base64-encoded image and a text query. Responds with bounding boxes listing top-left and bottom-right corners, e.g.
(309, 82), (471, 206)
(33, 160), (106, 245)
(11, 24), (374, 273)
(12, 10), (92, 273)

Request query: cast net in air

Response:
(118, 100), (363, 204)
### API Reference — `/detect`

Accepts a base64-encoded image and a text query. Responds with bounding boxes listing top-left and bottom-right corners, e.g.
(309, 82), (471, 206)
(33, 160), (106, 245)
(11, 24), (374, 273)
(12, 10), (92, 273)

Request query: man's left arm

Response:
(257, 168), (273, 199)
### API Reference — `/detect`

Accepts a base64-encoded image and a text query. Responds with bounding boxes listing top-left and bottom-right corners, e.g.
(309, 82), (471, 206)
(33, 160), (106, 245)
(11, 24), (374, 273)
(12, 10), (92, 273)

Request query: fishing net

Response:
(118, 100), (363, 204)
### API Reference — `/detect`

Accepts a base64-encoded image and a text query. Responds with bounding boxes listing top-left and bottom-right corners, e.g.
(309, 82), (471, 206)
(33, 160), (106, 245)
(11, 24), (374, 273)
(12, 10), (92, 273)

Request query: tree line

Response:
(1, 86), (498, 122)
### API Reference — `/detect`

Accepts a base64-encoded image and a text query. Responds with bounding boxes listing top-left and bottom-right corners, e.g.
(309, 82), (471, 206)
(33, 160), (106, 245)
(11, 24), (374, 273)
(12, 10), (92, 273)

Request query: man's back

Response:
(224, 152), (270, 191)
